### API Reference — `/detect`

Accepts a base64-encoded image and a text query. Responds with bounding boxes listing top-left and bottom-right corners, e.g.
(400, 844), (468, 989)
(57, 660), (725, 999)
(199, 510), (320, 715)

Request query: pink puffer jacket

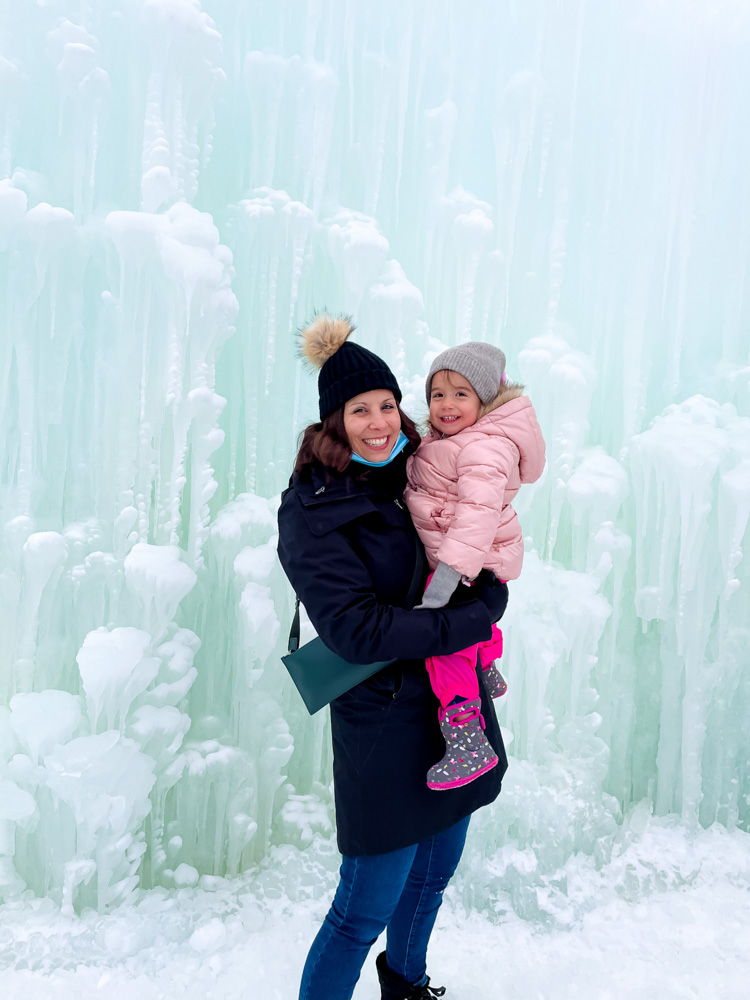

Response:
(404, 389), (546, 581)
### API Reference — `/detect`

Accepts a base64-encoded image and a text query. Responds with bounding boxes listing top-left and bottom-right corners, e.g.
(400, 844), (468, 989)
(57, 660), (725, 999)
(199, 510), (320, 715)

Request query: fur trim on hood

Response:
(478, 382), (524, 419)
(298, 313), (355, 370)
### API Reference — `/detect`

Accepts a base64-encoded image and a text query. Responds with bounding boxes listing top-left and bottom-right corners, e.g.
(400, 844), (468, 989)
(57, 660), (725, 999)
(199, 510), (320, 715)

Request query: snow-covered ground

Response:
(2, 822), (748, 1000)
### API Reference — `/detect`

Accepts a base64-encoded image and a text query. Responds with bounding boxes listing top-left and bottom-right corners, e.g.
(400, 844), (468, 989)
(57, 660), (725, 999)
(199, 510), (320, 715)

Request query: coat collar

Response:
(289, 457), (408, 508)
(477, 382), (524, 419)
(292, 466), (364, 506)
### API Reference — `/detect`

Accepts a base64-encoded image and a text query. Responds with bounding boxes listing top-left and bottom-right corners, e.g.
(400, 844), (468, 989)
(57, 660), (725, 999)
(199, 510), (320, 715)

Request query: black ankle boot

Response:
(376, 951), (446, 999)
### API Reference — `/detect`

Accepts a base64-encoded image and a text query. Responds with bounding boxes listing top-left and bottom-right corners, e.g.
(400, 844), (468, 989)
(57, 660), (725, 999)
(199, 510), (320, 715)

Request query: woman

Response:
(277, 315), (509, 1000)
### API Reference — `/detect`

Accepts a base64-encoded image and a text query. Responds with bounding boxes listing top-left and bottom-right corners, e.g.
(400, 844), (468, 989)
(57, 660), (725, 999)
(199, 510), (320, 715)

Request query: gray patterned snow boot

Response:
(376, 951), (446, 999)
(426, 697), (498, 790)
(482, 661), (507, 698)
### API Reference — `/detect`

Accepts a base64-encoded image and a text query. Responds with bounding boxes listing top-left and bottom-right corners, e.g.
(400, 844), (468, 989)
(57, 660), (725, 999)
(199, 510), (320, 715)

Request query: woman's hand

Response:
(470, 570), (509, 623)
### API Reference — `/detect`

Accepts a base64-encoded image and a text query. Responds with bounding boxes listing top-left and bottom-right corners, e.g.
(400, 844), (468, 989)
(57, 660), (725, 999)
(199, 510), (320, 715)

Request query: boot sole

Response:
(426, 755), (498, 790)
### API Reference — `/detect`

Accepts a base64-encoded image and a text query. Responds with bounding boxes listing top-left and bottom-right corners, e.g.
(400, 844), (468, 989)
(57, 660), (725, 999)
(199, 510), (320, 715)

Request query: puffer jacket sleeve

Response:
(277, 491), (493, 664)
(518, 402), (546, 484)
(437, 436), (518, 579)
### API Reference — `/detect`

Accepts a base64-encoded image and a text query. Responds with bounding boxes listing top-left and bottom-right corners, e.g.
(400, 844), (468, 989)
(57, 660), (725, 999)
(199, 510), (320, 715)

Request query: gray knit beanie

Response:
(425, 342), (507, 405)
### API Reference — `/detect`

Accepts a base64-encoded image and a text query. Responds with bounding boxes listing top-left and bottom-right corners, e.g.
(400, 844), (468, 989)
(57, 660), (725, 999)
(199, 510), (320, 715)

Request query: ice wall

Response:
(0, 0), (748, 916)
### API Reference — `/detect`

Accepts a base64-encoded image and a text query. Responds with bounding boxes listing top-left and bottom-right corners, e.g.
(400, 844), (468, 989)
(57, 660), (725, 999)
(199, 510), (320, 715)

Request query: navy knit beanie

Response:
(299, 314), (401, 419)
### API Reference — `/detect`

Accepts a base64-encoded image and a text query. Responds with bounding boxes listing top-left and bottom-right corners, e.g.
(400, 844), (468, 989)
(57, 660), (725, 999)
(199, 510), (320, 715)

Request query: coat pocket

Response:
(361, 665), (403, 700)
(333, 667), (403, 774)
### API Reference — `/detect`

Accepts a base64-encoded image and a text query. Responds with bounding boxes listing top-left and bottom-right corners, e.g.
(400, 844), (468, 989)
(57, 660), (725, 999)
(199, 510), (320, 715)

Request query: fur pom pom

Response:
(298, 313), (355, 370)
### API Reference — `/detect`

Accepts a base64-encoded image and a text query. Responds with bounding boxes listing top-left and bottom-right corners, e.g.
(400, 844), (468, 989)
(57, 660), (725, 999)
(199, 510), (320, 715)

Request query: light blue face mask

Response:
(350, 430), (409, 467)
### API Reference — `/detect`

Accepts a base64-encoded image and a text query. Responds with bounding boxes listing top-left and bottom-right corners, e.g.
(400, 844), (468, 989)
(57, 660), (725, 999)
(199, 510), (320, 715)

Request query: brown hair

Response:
(294, 404), (421, 477)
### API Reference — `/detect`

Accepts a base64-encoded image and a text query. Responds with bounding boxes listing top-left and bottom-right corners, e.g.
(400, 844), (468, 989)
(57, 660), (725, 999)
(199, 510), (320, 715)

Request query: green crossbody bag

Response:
(281, 546), (426, 715)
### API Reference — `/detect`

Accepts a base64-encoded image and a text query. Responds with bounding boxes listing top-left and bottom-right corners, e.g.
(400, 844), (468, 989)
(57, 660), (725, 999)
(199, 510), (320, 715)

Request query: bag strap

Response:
(288, 597), (301, 653)
(287, 542), (426, 655)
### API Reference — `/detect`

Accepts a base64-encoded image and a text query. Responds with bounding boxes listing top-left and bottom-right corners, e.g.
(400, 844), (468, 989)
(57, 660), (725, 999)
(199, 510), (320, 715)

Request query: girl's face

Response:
(343, 389), (402, 461)
(429, 370), (481, 435)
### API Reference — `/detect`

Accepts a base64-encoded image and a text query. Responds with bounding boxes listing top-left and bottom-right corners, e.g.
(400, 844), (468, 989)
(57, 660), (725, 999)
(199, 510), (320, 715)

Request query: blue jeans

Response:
(299, 816), (470, 1000)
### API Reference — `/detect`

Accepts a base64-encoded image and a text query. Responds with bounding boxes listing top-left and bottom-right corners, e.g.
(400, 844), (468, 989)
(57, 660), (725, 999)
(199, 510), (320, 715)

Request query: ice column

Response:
(630, 397), (750, 826)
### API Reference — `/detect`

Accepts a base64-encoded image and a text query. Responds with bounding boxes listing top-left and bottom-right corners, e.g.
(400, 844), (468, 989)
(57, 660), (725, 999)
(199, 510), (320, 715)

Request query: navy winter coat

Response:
(277, 456), (508, 856)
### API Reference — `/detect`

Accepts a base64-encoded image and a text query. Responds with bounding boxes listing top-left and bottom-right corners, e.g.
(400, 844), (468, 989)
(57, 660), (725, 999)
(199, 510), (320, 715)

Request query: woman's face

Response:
(343, 389), (402, 462)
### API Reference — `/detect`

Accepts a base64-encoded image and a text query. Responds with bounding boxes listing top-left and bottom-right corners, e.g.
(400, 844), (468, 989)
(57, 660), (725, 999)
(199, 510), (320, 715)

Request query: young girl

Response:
(404, 342), (546, 790)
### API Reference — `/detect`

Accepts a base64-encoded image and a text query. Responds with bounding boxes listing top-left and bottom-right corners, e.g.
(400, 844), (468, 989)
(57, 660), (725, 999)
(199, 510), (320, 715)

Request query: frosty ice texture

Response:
(0, 0), (748, 916)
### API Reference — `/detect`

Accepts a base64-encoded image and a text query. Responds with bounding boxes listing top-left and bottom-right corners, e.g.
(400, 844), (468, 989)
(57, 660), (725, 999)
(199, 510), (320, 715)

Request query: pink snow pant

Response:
(426, 624), (504, 710)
